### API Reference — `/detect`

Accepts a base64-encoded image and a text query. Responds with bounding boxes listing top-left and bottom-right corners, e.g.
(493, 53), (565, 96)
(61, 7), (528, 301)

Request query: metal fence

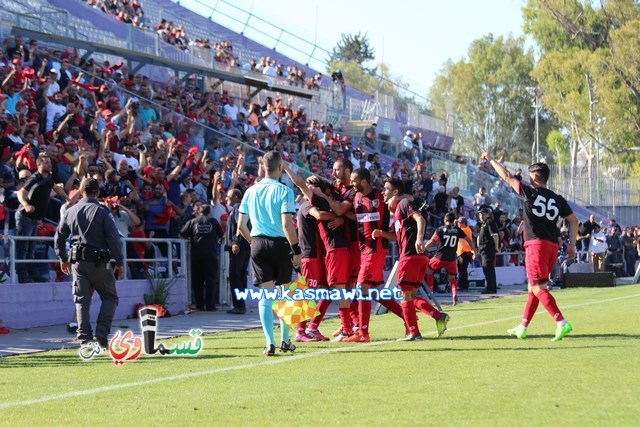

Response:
(3, 235), (188, 285)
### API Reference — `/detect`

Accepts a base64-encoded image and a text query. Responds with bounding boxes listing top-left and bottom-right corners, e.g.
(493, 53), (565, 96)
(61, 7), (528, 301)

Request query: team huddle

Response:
(284, 160), (451, 343)
(239, 151), (577, 355)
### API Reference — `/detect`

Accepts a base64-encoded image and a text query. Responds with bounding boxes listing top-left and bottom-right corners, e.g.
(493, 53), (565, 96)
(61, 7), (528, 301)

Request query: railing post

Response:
(184, 240), (191, 311)
(167, 239), (173, 278)
(121, 238), (127, 280)
(9, 236), (16, 284)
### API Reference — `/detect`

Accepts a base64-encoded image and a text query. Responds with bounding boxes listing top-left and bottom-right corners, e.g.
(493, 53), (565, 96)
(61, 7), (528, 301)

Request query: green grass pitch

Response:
(1, 285), (639, 426)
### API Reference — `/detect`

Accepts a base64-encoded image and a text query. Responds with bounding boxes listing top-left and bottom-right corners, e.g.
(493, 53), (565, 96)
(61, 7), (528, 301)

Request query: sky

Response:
(179, 0), (526, 99)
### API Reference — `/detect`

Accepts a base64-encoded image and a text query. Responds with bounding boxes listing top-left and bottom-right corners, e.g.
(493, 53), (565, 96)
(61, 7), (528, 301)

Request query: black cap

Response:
(479, 207), (492, 214)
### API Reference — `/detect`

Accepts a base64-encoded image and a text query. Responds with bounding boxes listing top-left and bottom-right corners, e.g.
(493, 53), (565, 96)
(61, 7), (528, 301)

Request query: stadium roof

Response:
(10, 26), (316, 100)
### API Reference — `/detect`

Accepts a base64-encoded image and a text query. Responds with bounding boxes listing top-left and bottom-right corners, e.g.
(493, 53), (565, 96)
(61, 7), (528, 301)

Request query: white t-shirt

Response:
(223, 104), (239, 120)
(112, 210), (133, 238)
(113, 153), (139, 169)
(45, 102), (67, 131)
(590, 231), (607, 254)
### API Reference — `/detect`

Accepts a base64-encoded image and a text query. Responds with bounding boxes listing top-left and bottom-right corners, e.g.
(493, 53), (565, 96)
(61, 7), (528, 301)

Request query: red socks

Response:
(426, 272), (434, 292)
(521, 292), (539, 327)
(359, 300), (372, 336)
(309, 299), (331, 330)
(401, 301), (420, 335)
(414, 297), (441, 320)
(296, 320), (308, 335)
(350, 300), (360, 326)
(536, 289), (564, 322)
(450, 277), (458, 297)
(379, 299), (404, 319)
(338, 307), (353, 334)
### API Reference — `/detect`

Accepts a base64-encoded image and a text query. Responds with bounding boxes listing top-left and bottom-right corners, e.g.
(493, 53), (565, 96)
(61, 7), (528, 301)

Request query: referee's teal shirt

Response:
(238, 178), (296, 238)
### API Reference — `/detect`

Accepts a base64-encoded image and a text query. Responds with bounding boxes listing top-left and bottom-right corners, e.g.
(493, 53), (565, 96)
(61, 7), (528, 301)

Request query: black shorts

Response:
(250, 236), (293, 286)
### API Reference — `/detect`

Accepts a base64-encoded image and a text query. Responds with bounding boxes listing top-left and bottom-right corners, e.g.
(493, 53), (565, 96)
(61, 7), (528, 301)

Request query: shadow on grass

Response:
(0, 352), (238, 368)
(341, 344), (620, 354)
(447, 333), (640, 341)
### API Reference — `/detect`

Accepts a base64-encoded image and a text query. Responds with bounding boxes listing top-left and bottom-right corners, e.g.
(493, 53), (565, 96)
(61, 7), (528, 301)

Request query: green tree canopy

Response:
(427, 34), (536, 162)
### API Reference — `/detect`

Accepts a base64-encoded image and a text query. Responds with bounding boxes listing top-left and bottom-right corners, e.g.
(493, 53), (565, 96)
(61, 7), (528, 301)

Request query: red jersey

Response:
(311, 195), (347, 250)
(393, 199), (426, 258)
(354, 189), (389, 254)
(433, 225), (467, 262)
(334, 183), (357, 243)
(518, 182), (572, 244)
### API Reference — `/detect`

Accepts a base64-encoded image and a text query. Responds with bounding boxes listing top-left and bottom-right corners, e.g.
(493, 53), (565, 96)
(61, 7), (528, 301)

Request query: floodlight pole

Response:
(535, 88), (540, 163)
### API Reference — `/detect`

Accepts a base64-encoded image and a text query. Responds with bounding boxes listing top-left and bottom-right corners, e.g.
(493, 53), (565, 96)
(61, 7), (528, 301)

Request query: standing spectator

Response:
(456, 217), (475, 292)
(577, 215), (596, 261)
(621, 229), (637, 277)
(15, 156), (69, 283)
(473, 186), (488, 207)
(193, 174), (210, 203)
(226, 188), (250, 314)
(589, 223), (606, 272)
(180, 201), (223, 311)
(605, 227), (624, 276)
(449, 186), (464, 216)
(477, 207), (499, 294)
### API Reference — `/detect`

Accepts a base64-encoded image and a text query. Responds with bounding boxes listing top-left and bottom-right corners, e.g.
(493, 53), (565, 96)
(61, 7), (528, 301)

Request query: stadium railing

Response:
(4, 234), (188, 283)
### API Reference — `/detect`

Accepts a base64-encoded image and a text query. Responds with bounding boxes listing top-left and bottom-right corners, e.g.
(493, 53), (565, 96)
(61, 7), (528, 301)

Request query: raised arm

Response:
(482, 151), (521, 193)
(283, 164), (313, 201)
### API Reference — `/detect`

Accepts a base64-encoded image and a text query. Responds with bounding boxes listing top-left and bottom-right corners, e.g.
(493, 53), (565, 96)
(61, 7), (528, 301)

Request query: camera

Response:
(137, 144), (147, 153)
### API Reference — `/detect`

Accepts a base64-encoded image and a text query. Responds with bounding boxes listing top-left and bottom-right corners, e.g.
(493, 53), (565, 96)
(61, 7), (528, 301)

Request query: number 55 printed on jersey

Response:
(532, 195), (559, 221)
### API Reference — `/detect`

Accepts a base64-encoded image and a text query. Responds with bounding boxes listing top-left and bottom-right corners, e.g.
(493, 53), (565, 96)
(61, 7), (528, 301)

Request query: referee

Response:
(54, 178), (124, 348)
(237, 151), (301, 356)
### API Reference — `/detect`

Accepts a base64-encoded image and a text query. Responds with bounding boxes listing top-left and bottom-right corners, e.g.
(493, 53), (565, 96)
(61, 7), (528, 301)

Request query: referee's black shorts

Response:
(250, 236), (293, 286)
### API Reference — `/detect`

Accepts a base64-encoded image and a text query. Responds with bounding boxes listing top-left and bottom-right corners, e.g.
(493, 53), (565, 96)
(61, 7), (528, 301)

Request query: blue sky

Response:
(179, 0), (526, 98)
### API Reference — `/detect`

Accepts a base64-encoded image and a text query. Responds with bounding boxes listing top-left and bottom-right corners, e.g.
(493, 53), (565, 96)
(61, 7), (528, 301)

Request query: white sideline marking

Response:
(1, 292), (638, 411)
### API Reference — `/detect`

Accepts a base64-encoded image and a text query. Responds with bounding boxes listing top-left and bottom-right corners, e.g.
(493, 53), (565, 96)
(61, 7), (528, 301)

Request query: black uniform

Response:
(54, 198), (123, 343)
(180, 215), (223, 310)
(477, 217), (499, 294)
(228, 204), (251, 312)
(16, 171), (55, 283)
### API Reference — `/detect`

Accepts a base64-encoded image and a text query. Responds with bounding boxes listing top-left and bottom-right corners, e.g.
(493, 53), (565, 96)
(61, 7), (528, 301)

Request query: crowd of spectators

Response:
(0, 36), (372, 283)
(86, 0), (149, 29)
(84, 0), (330, 93)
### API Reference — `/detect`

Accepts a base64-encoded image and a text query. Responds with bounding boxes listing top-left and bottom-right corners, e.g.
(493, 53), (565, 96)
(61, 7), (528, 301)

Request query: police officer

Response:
(237, 151), (301, 356)
(54, 178), (124, 348)
(477, 207), (499, 294)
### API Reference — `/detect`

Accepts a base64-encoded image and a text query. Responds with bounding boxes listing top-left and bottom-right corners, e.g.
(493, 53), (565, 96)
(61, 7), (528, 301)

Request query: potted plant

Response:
(143, 274), (176, 317)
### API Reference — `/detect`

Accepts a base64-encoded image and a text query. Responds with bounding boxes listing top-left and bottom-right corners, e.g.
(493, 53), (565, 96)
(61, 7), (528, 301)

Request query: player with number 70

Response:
(424, 211), (474, 305)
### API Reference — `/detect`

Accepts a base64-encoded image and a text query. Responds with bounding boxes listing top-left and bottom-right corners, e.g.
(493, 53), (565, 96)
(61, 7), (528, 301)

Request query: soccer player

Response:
(284, 165), (352, 341)
(483, 152), (577, 341)
(312, 159), (360, 337)
(425, 212), (473, 306)
(343, 168), (407, 343)
(373, 178), (450, 341)
(294, 177), (330, 342)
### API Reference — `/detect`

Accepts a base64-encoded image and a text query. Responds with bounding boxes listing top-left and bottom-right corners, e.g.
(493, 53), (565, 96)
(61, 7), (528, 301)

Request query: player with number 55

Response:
(424, 211), (474, 305)
(482, 152), (579, 341)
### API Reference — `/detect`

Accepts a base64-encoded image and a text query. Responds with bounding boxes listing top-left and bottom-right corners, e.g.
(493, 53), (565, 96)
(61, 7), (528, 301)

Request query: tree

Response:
(546, 129), (570, 167)
(427, 34), (536, 162)
(524, 0), (640, 179)
(327, 32), (376, 72)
